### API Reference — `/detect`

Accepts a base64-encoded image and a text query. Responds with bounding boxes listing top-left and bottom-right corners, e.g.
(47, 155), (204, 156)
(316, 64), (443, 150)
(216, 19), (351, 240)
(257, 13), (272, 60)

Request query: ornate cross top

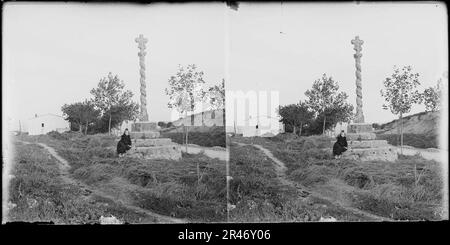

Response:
(135, 34), (148, 51)
(135, 34), (149, 121)
(351, 35), (365, 123)
(351, 36), (364, 53)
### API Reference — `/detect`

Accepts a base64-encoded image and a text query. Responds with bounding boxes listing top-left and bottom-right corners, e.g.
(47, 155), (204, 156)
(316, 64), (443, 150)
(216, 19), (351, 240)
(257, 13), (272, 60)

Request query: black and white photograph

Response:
(1, 0), (449, 232)
(3, 2), (227, 224)
(226, 2), (448, 222)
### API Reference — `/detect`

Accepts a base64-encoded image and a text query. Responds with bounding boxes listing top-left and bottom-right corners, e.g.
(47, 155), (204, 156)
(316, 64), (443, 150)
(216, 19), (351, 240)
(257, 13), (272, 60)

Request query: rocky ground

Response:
(4, 132), (226, 224)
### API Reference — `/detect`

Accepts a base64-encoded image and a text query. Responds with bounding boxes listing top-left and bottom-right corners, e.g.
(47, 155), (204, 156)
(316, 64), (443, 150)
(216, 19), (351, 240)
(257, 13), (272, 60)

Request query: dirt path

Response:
(30, 141), (187, 223)
(236, 142), (392, 222)
(395, 146), (447, 162)
(181, 145), (228, 161)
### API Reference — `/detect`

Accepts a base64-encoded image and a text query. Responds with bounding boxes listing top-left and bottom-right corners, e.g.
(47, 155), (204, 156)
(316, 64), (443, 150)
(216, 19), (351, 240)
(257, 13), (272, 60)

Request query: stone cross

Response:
(351, 36), (365, 123)
(135, 34), (149, 121)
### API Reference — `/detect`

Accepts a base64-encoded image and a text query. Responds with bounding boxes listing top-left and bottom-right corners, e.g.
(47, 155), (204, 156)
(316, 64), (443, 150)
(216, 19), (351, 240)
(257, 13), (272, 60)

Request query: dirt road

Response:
(182, 145), (228, 161)
(31, 141), (187, 224)
(236, 142), (392, 222)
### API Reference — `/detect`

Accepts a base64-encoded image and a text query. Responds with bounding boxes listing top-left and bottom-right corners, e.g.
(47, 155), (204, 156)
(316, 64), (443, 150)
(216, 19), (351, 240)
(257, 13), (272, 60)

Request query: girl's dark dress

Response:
(333, 135), (348, 156)
(117, 134), (132, 155)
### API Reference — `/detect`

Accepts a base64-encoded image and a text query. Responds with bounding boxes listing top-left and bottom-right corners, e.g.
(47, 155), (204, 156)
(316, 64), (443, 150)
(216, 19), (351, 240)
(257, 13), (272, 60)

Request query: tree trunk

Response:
(85, 120), (88, 135)
(292, 125), (296, 135)
(190, 97), (195, 126)
(201, 112), (204, 126)
(322, 116), (326, 135)
(79, 122), (83, 133)
(397, 118), (400, 146)
(222, 108), (226, 128)
(299, 122), (303, 136)
(400, 112), (403, 155)
(185, 112), (188, 153)
(197, 162), (200, 185)
(108, 112), (112, 135)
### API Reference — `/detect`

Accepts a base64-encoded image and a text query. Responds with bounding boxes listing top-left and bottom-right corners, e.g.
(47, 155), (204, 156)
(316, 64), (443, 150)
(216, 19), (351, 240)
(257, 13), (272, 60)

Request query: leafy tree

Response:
(90, 72), (139, 134)
(305, 74), (354, 134)
(165, 64), (206, 184)
(423, 78), (442, 112)
(207, 78), (225, 127)
(61, 99), (100, 134)
(166, 64), (206, 150)
(380, 65), (422, 154)
(278, 101), (313, 136)
(94, 104), (139, 134)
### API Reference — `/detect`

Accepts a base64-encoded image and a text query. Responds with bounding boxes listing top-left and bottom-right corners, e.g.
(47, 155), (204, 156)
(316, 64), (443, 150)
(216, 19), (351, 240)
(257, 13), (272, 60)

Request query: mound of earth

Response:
(378, 111), (440, 136)
(272, 133), (300, 141)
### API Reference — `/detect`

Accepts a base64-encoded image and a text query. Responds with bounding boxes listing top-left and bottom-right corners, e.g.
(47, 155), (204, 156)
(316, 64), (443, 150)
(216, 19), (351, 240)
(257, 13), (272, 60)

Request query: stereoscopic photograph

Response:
(2, 1), (448, 227)
(3, 2), (227, 224)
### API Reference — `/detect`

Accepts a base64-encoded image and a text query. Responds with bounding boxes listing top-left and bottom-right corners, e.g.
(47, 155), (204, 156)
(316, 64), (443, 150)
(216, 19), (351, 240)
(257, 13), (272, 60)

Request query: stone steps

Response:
(130, 131), (160, 139)
(346, 133), (376, 141)
(127, 145), (182, 160)
(131, 122), (158, 132)
(133, 138), (174, 147)
(343, 146), (397, 162)
(128, 121), (182, 160)
(347, 123), (373, 133)
(348, 140), (388, 148)
(331, 140), (389, 148)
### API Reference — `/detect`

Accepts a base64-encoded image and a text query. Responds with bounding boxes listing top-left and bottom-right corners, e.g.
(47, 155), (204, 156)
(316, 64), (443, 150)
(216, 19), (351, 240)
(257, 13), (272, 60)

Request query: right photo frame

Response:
(225, 2), (448, 222)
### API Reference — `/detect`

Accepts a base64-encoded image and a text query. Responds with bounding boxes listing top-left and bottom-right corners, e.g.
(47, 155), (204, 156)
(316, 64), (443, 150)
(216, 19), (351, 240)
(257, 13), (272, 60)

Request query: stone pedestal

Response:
(347, 123), (373, 133)
(126, 121), (181, 160)
(342, 123), (397, 162)
(344, 146), (397, 162)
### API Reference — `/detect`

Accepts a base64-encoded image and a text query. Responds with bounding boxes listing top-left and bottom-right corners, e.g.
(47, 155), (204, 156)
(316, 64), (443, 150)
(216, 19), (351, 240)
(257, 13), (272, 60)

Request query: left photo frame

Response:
(2, 2), (227, 224)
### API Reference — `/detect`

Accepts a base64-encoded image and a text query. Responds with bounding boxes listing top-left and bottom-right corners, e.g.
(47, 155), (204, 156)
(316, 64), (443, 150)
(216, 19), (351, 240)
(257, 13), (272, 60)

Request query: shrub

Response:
(342, 168), (374, 189)
(289, 165), (332, 186)
(47, 131), (69, 140)
(161, 130), (226, 147)
(72, 164), (118, 185)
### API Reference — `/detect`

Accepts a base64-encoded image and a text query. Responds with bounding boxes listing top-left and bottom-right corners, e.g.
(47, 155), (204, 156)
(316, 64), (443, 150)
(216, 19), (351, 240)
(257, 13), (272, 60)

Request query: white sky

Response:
(228, 2), (448, 124)
(3, 2), (225, 131)
(3, 2), (448, 131)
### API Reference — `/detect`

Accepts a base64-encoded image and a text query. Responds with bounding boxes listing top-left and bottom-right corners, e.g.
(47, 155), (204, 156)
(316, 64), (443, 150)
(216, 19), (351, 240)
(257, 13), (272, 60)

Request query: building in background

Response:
(172, 109), (224, 127)
(27, 114), (69, 135)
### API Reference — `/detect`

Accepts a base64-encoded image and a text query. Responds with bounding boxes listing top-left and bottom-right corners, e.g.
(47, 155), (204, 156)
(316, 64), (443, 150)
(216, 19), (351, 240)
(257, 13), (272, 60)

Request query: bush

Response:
(354, 192), (438, 220)
(342, 168), (374, 189)
(289, 165), (333, 186)
(161, 129), (226, 147)
(72, 164), (118, 185)
(47, 131), (69, 140)
(157, 121), (167, 128)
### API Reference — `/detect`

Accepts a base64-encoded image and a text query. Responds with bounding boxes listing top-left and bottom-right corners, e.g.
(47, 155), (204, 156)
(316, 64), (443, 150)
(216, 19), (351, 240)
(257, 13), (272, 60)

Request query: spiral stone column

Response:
(342, 36), (397, 163)
(135, 34), (149, 121)
(127, 34), (181, 161)
(351, 36), (364, 123)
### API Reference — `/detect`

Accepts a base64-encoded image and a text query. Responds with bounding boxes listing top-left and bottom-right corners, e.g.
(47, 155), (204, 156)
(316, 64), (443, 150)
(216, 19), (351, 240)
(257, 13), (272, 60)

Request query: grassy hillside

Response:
(161, 126), (226, 147)
(378, 111), (440, 135)
(376, 133), (439, 149)
(7, 141), (151, 224)
(13, 132), (226, 223)
(375, 111), (441, 149)
(231, 134), (444, 221)
(229, 143), (370, 222)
